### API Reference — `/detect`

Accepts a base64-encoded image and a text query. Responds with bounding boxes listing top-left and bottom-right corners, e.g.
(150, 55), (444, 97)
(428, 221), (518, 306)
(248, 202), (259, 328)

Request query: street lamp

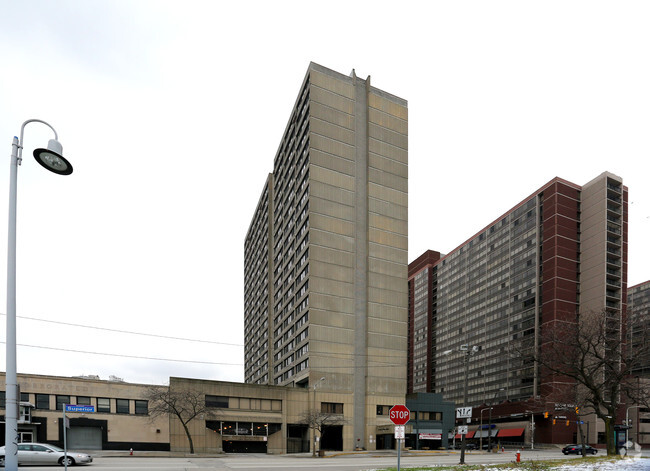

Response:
(312, 376), (325, 457)
(487, 388), (504, 453)
(525, 410), (535, 450)
(5, 119), (73, 471)
(626, 405), (641, 444)
(443, 344), (481, 465)
(479, 407), (492, 452)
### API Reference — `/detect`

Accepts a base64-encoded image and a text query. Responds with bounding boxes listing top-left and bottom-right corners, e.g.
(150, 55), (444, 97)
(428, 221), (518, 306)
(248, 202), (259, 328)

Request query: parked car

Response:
(562, 444), (598, 455)
(0, 443), (93, 466)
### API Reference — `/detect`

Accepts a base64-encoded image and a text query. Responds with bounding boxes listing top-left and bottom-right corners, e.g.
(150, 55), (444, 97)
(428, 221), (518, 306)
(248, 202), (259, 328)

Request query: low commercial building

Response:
(1, 373), (413, 454)
(404, 393), (455, 450)
(0, 373), (168, 451)
(168, 376), (404, 454)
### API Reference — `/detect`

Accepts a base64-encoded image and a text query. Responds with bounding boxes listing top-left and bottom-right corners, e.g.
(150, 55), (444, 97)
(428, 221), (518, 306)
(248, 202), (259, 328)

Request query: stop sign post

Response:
(389, 404), (410, 425)
(390, 405), (409, 471)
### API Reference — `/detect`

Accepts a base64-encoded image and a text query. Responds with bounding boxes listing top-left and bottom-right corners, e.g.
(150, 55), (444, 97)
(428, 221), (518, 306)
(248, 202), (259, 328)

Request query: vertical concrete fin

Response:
(353, 72), (370, 450)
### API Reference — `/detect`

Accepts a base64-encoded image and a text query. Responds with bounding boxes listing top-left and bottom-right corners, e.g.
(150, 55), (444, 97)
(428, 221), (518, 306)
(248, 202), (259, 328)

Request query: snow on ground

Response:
(551, 458), (650, 470)
(472, 458), (650, 470)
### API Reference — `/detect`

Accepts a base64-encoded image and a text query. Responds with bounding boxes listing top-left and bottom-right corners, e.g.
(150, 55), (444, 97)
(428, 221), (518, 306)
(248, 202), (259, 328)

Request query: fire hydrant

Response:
(516, 450), (520, 462)
(130, 448), (133, 456)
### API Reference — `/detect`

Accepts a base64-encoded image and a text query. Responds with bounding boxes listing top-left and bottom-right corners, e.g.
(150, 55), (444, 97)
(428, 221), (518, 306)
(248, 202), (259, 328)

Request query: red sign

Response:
(389, 405), (410, 425)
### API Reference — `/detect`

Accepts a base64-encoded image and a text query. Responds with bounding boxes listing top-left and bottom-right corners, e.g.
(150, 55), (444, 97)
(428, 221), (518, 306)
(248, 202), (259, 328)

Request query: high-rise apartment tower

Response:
(407, 172), (627, 443)
(244, 63), (408, 450)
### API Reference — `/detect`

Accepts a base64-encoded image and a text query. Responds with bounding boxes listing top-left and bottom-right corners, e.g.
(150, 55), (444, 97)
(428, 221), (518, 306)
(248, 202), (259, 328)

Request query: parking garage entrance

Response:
(222, 436), (268, 453)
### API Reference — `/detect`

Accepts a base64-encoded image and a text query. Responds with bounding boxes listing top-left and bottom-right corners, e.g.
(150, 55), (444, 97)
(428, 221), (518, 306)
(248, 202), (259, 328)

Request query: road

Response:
(12, 449), (648, 471)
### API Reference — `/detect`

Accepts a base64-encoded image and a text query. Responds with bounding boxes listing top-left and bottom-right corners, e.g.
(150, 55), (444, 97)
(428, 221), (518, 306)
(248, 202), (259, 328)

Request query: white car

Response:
(0, 443), (93, 466)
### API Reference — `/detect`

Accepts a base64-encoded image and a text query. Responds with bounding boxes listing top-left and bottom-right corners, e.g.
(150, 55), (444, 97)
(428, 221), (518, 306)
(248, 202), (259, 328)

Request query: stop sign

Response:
(389, 404), (410, 425)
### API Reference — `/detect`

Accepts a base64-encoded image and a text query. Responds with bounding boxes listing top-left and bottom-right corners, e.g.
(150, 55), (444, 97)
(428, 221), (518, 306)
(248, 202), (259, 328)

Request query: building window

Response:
(376, 405), (391, 416)
(0, 391), (5, 408)
(321, 402), (343, 414)
(35, 394), (50, 410)
(20, 392), (30, 402)
(97, 397), (110, 413)
(135, 400), (148, 415)
(77, 396), (91, 406)
(418, 411), (443, 421)
(116, 399), (130, 414)
(206, 395), (229, 408)
(56, 395), (70, 411)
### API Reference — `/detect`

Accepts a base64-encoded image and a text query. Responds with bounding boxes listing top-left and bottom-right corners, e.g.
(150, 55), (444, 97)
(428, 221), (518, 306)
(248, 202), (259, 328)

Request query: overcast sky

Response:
(1, 1), (649, 386)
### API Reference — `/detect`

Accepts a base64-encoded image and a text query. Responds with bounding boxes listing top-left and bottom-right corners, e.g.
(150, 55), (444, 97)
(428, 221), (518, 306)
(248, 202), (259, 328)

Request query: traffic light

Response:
(566, 420), (570, 426)
(544, 411), (549, 418)
(575, 407), (579, 414)
(553, 419), (556, 425)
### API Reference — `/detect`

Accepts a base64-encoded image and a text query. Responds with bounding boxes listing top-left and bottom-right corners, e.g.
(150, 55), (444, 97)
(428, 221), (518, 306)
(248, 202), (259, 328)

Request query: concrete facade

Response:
(0, 373), (169, 451)
(244, 62), (408, 451)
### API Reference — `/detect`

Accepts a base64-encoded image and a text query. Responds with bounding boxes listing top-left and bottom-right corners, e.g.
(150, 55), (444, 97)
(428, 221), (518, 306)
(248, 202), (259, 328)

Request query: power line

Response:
(0, 313), (407, 366)
(0, 312), (406, 362)
(0, 341), (243, 366)
(0, 342), (402, 370)
(0, 312), (243, 347)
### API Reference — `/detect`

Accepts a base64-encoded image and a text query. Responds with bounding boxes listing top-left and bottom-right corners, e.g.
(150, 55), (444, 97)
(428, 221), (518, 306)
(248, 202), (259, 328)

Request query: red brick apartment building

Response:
(408, 172), (628, 446)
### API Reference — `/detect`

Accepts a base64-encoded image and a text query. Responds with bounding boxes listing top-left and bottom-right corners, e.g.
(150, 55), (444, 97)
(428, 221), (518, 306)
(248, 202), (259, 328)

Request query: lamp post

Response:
(626, 405), (641, 444)
(479, 407), (492, 452)
(487, 388), (504, 453)
(443, 344), (480, 465)
(488, 405), (493, 452)
(311, 376), (325, 457)
(525, 410), (534, 450)
(5, 120), (73, 471)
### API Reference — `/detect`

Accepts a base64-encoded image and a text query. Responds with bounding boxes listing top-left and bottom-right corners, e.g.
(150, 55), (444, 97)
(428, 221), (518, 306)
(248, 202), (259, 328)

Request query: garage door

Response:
(68, 426), (102, 450)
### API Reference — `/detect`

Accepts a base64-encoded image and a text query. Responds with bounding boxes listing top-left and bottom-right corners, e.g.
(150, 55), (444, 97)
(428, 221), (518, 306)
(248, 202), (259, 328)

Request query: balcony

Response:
(607, 193), (622, 204)
(607, 182), (622, 193)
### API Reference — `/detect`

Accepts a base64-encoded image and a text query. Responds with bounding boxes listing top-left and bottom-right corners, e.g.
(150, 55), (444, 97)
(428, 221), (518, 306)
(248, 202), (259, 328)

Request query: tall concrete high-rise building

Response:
(244, 62), (408, 450)
(408, 172), (627, 444)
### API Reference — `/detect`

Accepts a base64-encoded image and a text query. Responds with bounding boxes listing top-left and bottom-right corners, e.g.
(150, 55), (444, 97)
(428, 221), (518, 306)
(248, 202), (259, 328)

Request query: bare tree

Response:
(299, 409), (346, 457)
(145, 386), (217, 454)
(530, 310), (650, 456)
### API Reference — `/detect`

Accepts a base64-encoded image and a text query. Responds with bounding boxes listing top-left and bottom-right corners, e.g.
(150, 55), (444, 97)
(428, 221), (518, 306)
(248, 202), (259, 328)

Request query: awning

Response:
(454, 431), (475, 439)
(474, 429), (497, 438)
(497, 427), (525, 438)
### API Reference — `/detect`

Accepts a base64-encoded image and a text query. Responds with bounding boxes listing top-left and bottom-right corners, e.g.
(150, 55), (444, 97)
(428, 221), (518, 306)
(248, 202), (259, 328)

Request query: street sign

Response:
(65, 405), (95, 413)
(458, 425), (468, 435)
(456, 407), (472, 419)
(389, 405), (410, 425)
(394, 425), (405, 439)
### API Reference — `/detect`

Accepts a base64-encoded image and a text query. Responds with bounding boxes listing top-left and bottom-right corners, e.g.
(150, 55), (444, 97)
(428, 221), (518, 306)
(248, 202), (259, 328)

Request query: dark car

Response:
(562, 444), (598, 455)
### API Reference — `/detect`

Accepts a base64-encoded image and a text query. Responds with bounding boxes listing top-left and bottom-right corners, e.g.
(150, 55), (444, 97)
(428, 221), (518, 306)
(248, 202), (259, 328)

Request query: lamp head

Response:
(33, 139), (73, 175)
